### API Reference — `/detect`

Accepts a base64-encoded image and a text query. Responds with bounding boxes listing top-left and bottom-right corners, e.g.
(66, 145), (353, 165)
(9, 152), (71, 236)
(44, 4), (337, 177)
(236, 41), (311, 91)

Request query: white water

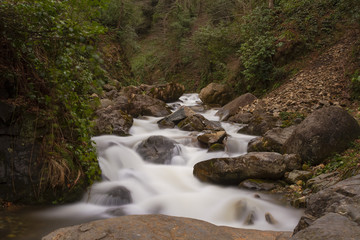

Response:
(40, 94), (302, 231)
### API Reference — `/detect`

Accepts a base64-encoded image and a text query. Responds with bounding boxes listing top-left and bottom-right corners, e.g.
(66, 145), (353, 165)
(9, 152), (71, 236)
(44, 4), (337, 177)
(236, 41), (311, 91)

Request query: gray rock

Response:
(284, 106), (360, 165)
(95, 107), (133, 136)
(197, 131), (227, 147)
(177, 114), (223, 132)
(147, 83), (185, 103)
(157, 106), (196, 129)
(248, 126), (297, 153)
(127, 94), (171, 117)
(216, 93), (257, 121)
(42, 214), (292, 240)
(136, 136), (180, 164)
(290, 213), (360, 240)
(193, 152), (289, 185)
(285, 170), (313, 184)
(306, 172), (341, 193)
(239, 179), (282, 191)
(238, 112), (280, 136)
(199, 83), (234, 106)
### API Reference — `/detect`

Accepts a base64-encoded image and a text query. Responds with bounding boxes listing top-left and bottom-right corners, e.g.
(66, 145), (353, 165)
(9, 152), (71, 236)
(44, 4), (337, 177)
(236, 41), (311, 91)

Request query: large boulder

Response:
(136, 135), (180, 164)
(42, 214), (292, 240)
(216, 93), (257, 121)
(247, 126), (297, 153)
(290, 213), (360, 240)
(193, 152), (299, 185)
(237, 112), (280, 136)
(284, 106), (360, 165)
(199, 83), (234, 106)
(127, 94), (171, 117)
(94, 106), (133, 136)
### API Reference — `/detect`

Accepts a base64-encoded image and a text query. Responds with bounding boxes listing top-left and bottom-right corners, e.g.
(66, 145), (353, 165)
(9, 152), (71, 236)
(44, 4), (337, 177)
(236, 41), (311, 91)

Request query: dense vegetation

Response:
(1, 0), (359, 203)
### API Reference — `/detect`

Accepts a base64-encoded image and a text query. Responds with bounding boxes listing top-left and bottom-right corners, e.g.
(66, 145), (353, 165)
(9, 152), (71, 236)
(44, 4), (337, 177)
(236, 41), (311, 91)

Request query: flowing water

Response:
(2, 94), (303, 239)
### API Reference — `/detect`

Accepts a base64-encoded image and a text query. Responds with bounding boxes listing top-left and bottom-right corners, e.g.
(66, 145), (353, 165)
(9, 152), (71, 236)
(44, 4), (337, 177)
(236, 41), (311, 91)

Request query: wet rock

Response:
(239, 179), (282, 191)
(208, 143), (225, 152)
(136, 135), (179, 164)
(265, 212), (278, 225)
(157, 106), (196, 129)
(216, 93), (257, 121)
(94, 107), (133, 136)
(306, 172), (341, 193)
(89, 186), (133, 206)
(127, 94), (171, 117)
(284, 106), (360, 165)
(42, 214), (292, 240)
(197, 131), (227, 147)
(193, 152), (288, 185)
(177, 114), (223, 132)
(199, 83), (234, 106)
(290, 213), (360, 240)
(285, 170), (313, 184)
(247, 126), (297, 153)
(244, 211), (256, 225)
(291, 196), (307, 208)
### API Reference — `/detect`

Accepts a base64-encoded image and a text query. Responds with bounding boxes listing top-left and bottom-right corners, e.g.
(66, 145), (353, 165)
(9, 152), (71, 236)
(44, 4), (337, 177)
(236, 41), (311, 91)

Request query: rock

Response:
(285, 170), (313, 184)
(177, 114), (223, 132)
(136, 136), (180, 164)
(127, 94), (171, 117)
(100, 99), (113, 108)
(290, 213), (360, 240)
(306, 172), (341, 193)
(284, 106), (360, 165)
(247, 126), (297, 153)
(157, 106), (196, 129)
(199, 83), (234, 106)
(42, 214), (292, 240)
(193, 152), (288, 185)
(305, 174), (360, 221)
(265, 212), (278, 224)
(197, 131), (227, 147)
(216, 93), (257, 121)
(208, 143), (225, 152)
(291, 196), (307, 208)
(283, 154), (302, 171)
(238, 112), (280, 136)
(88, 186), (133, 206)
(94, 107), (133, 136)
(147, 83), (185, 102)
(239, 179), (282, 191)
(228, 112), (253, 124)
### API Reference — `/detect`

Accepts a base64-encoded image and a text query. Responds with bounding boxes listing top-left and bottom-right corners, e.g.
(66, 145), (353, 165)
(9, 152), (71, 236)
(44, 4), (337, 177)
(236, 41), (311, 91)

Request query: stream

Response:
(2, 93), (303, 240)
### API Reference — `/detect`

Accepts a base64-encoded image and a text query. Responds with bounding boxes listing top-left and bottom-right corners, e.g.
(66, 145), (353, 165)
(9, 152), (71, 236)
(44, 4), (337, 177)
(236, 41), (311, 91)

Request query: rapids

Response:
(38, 93), (302, 233)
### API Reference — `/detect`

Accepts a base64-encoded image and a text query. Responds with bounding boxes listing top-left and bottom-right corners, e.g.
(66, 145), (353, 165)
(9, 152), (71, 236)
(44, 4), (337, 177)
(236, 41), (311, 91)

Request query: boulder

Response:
(94, 107), (133, 136)
(177, 114), (223, 132)
(247, 126), (297, 153)
(284, 170), (313, 184)
(193, 152), (289, 185)
(158, 106), (196, 129)
(290, 213), (360, 240)
(42, 214), (292, 240)
(239, 179), (282, 191)
(284, 106), (360, 165)
(216, 93), (257, 121)
(88, 186), (133, 206)
(127, 94), (171, 118)
(147, 83), (185, 102)
(197, 131), (227, 147)
(238, 112), (280, 136)
(136, 136), (180, 164)
(305, 174), (360, 221)
(306, 172), (341, 193)
(199, 83), (234, 106)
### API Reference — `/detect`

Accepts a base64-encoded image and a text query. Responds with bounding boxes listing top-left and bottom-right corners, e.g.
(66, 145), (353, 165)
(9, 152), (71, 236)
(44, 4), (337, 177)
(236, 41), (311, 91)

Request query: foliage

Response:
(0, 0), (106, 199)
(316, 139), (360, 179)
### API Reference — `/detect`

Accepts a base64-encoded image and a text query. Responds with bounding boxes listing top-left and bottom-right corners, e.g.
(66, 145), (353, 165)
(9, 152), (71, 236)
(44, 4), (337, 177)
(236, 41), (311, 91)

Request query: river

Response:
(1, 93), (302, 240)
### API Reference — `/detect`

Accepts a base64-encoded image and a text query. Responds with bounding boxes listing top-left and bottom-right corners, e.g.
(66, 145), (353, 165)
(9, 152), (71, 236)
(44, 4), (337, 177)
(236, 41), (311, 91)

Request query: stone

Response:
(290, 213), (360, 240)
(216, 93), (257, 121)
(285, 170), (313, 184)
(306, 172), (341, 193)
(136, 135), (180, 164)
(199, 83), (234, 106)
(239, 179), (281, 191)
(284, 106), (360, 165)
(247, 126), (297, 153)
(127, 94), (171, 117)
(193, 152), (288, 185)
(94, 107), (133, 136)
(157, 106), (196, 129)
(238, 112), (280, 136)
(147, 83), (185, 102)
(197, 131), (227, 147)
(177, 114), (223, 132)
(42, 214), (292, 240)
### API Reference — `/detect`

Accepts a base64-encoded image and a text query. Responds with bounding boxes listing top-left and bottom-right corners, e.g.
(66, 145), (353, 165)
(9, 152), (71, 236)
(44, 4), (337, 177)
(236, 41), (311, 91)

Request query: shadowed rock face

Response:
(42, 214), (292, 240)
(284, 106), (360, 165)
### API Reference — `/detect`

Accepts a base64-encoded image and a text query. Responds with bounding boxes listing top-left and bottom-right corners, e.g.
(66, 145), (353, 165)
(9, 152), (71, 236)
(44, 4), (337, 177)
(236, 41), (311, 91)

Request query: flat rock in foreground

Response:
(42, 214), (292, 240)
